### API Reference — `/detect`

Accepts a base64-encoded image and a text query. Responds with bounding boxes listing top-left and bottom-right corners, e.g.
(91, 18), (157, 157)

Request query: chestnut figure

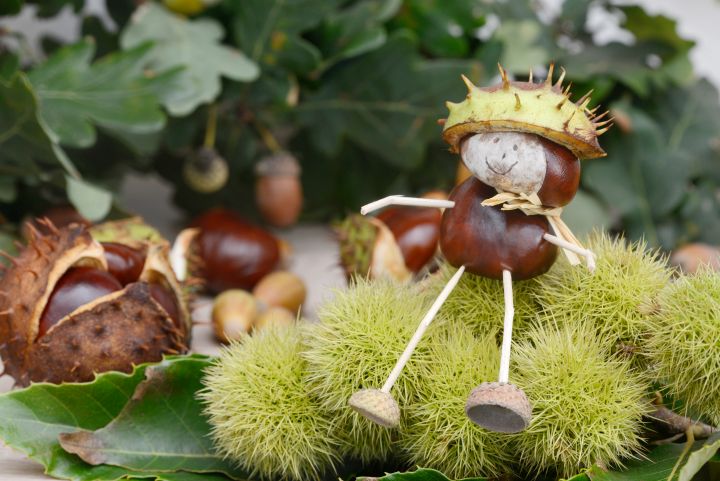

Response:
(349, 64), (610, 434)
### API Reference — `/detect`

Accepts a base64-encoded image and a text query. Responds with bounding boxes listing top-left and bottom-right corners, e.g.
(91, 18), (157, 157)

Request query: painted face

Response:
(460, 132), (547, 195)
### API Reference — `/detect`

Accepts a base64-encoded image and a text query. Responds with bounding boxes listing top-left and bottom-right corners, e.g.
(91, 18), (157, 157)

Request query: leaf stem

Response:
(254, 122), (282, 153)
(203, 104), (218, 149)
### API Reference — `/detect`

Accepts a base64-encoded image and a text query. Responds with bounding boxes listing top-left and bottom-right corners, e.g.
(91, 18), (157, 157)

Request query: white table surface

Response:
(0, 225), (346, 480)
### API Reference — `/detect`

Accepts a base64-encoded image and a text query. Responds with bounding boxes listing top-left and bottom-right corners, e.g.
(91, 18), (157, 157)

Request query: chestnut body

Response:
(440, 178), (558, 280)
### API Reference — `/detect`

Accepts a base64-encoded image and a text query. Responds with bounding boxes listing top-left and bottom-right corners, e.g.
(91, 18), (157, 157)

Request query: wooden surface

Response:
(0, 225), (345, 480)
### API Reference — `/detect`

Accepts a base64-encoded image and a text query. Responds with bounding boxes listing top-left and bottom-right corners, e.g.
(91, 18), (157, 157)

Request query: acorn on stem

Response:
(182, 147), (229, 194)
(255, 152), (303, 228)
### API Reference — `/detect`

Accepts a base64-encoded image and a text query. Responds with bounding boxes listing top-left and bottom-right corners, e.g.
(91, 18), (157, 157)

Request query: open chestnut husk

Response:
(174, 209), (282, 294)
(0, 221), (190, 386)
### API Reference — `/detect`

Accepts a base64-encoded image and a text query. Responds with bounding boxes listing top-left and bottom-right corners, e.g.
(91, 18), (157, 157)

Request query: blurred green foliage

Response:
(1, 0), (719, 250)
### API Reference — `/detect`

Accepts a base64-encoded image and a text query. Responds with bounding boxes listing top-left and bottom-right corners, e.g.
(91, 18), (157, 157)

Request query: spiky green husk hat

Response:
(441, 64), (611, 159)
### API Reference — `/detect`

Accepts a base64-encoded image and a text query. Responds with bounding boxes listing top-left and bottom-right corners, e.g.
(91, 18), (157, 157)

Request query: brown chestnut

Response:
(535, 136), (580, 208)
(39, 266), (122, 337)
(252, 271), (306, 313)
(377, 206), (442, 273)
(101, 242), (145, 286)
(191, 209), (281, 293)
(440, 177), (558, 280)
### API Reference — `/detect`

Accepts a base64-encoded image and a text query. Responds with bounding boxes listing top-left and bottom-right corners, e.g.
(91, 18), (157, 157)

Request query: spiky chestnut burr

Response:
(302, 278), (436, 463)
(427, 262), (539, 338)
(334, 214), (410, 282)
(510, 322), (651, 478)
(0, 221), (190, 385)
(533, 232), (670, 357)
(398, 323), (514, 478)
(200, 326), (340, 481)
(643, 269), (720, 425)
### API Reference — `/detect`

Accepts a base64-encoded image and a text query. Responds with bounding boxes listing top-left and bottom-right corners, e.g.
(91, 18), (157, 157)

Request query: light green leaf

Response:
(358, 467), (488, 481)
(28, 38), (181, 148)
(121, 3), (259, 116)
(58, 356), (248, 479)
(66, 176), (113, 222)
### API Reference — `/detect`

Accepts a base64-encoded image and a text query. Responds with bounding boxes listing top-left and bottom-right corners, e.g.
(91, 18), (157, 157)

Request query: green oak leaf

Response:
(313, 0), (401, 72)
(230, 0), (342, 73)
(0, 0), (22, 16)
(66, 175), (113, 221)
(58, 356), (248, 479)
(297, 31), (479, 169)
(587, 434), (720, 481)
(0, 356), (220, 481)
(358, 468), (488, 481)
(28, 38), (181, 149)
(121, 3), (259, 116)
(0, 72), (79, 178)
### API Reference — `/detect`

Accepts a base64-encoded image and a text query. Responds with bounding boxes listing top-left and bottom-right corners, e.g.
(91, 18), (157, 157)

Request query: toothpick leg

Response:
(498, 269), (514, 383)
(361, 196), (455, 216)
(381, 265), (466, 393)
(543, 233), (596, 272)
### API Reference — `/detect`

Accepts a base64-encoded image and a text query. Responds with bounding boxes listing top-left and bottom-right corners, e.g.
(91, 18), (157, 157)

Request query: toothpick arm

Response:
(361, 196), (455, 215)
(543, 233), (596, 272)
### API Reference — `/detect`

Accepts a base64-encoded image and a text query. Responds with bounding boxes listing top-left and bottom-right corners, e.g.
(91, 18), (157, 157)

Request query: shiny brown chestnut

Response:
(39, 266), (122, 337)
(440, 177), (558, 280)
(101, 242), (145, 286)
(377, 206), (442, 273)
(191, 209), (281, 293)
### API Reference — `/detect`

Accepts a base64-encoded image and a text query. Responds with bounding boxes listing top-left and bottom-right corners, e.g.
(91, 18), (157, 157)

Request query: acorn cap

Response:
(465, 381), (532, 433)
(442, 64), (611, 160)
(348, 388), (400, 428)
(254, 152), (301, 177)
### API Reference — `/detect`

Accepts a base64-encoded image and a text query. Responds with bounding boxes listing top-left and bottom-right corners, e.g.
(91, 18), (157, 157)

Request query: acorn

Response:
(174, 209), (282, 293)
(0, 220), (190, 386)
(252, 271), (306, 313)
(182, 147), (229, 194)
(670, 243), (720, 274)
(334, 214), (410, 282)
(211, 289), (258, 343)
(255, 152), (303, 228)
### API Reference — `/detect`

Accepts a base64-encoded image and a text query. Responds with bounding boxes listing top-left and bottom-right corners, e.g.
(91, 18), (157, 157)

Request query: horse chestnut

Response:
(188, 209), (281, 293)
(101, 242), (145, 285)
(440, 177), (558, 280)
(39, 267), (122, 337)
(377, 206), (442, 273)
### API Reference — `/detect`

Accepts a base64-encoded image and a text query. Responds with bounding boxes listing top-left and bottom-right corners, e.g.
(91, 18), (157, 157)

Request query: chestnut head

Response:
(460, 131), (580, 208)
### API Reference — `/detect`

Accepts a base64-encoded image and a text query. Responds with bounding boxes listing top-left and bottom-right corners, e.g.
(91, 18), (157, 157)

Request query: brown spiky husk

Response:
(0, 222), (190, 386)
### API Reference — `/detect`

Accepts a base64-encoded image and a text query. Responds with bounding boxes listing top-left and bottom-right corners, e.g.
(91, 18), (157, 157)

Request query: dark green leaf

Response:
(0, 51), (19, 81)
(587, 434), (720, 481)
(121, 3), (259, 116)
(0, 356), (221, 481)
(25, 0), (83, 18)
(358, 467), (488, 481)
(231, 0), (343, 69)
(58, 356), (248, 479)
(0, 0), (22, 15)
(297, 31), (479, 169)
(28, 39), (181, 148)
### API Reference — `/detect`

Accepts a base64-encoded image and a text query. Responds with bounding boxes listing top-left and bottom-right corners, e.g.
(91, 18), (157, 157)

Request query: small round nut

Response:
(252, 271), (306, 313)
(212, 289), (258, 343)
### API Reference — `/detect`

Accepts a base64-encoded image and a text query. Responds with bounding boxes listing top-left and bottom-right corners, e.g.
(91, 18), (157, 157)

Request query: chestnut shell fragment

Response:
(440, 178), (558, 280)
